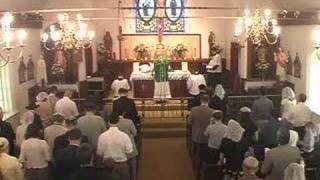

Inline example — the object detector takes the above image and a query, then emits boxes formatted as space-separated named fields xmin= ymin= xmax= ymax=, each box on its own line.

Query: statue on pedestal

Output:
xmin=103 ymin=31 xmax=113 ymax=60
xmin=208 ymin=31 xmax=216 ymax=57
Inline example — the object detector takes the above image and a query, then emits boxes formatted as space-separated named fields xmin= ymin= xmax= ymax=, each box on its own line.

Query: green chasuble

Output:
xmin=154 ymin=59 xmax=169 ymax=82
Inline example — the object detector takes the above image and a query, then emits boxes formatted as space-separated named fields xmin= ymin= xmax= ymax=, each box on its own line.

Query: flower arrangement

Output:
xmin=134 ymin=44 xmax=150 ymax=60
xmin=51 ymin=63 xmax=65 ymax=75
xmin=255 ymin=60 xmax=271 ymax=80
xmin=172 ymin=43 xmax=188 ymax=59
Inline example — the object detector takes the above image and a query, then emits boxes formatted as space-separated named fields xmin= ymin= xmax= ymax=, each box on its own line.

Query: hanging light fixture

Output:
xmin=41 ymin=13 xmax=95 ymax=51
xmin=0 ymin=12 xmax=27 ymax=67
xmin=234 ymin=9 xmax=280 ymax=46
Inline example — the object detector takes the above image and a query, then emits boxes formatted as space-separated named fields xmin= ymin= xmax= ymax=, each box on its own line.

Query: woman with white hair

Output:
xmin=209 ymin=84 xmax=228 ymax=122
xmin=283 ymin=163 xmax=306 ymax=180
xmin=238 ymin=156 xmax=262 ymax=180
xmin=281 ymin=87 xmax=296 ymax=119
xmin=0 ymin=137 xmax=24 ymax=180
xmin=220 ymin=120 xmax=248 ymax=179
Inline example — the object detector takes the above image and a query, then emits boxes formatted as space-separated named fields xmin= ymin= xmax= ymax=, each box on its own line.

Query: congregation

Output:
xmin=0 ymin=86 xmax=140 ymax=180
xmin=187 ymin=84 xmax=319 ymax=180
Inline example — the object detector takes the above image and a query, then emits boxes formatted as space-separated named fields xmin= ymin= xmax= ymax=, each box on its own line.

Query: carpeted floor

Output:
xmin=138 ymin=138 xmax=194 ymax=180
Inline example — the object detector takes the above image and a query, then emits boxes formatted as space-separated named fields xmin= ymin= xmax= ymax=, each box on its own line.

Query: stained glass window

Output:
xmin=136 ymin=0 xmax=186 ymax=33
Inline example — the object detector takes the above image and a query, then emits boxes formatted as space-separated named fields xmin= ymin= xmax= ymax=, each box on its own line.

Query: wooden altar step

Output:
xmin=141 ymin=119 xmax=186 ymax=138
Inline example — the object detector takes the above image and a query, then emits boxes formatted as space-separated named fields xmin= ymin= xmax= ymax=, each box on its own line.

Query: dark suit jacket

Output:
xmin=55 ymin=145 xmax=80 ymax=180
xmin=69 ymin=167 xmax=119 ymax=180
xmin=112 ymin=96 xmax=140 ymax=126
xmin=188 ymin=105 xmax=214 ymax=144
xmin=0 ymin=121 xmax=15 ymax=155
xmin=53 ymin=131 xmax=88 ymax=156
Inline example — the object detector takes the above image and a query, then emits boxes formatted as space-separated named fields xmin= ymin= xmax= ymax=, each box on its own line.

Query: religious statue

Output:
xmin=255 ymin=47 xmax=271 ymax=80
xmin=294 ymin=52 xmax=301 ymax=78
xmin=143 ymin=1 xmax=150 ymax=17
xmin=104 ymin=31 xmax=113 ymax=54
xmin=274 ymin=47 xmax=288 ymax=81
xmin=286 ymin=51 xmax=293 ymax=75
xmin=18 ymin=59 xmax=26 ymax=84
xmin=170 ymin=0 xmax=177 ymax=16
xmin=52 ymin=50 xmax=66 ymax=83
xmin=208 ymin=31 xmax=216 ymax=57
xmin=27 ymin=55 xmax=35 ymax=81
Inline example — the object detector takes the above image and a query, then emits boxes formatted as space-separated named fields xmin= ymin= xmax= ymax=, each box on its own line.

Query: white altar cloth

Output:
xmin=244 ymin=80 xmax=277 ymax=92
xmin=130 ymin=70 xmax=191 ymax=81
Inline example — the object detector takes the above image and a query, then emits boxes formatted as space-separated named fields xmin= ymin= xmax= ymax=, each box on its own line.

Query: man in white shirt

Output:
xmin=207 ymin=48 xmax=223 ymax=87
xmin=111 ymin=75 xmax=130 ymax=97
xmin=204 ymin=110 xmax=227 ymax=163
xmin=288 ymin=93 xmax=312 ymax=139
xmin=55 ymin=90 xmax=79 ymax=120
xmin=97 ymin=115 xmax=133 ymax=180
xmin=187 ymin=72 xmax=207 ymax=96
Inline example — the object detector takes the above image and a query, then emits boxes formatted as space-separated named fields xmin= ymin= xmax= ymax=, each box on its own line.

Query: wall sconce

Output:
xmin=313 ymin=29 xmax=320 ymax=60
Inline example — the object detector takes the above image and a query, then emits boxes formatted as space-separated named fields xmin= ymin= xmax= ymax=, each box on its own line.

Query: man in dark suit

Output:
xmin=53 ymin=118 xmax=88 ymax=156
xmin=188 ymin=95 xmax=214 ymax=145
xmin=261 ymin=128 xmax=301 ymax=180
xmin=69 ymin=143 xmax=119 ymax=180
xmin=55 ymin=128 xmax=82 ymax=180
xmin=112 ymin=88 xmax=140 ymax=127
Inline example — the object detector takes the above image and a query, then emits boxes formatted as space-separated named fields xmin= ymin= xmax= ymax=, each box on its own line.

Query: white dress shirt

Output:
xmin=288 ymin=102 xmax=312 ymax=127
xmin=207 ymin=54 xmax=222 ymax=73
xmin=187 ymin=74 xmax=207 ymax=95
xmin=19 ymin=138 xmax=51 ymax=169
xmin=97 ymin=126 xmax=133 ymax=162
xmin=204 ymin=121 xmax=228 ymax=149
xmin=111 ymin=79 xmax=130 ymax=97
xmin=55 ymin=96 xmax=79 ymax=119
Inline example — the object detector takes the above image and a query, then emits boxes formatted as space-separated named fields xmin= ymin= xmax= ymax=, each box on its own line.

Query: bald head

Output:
xmin=64 ymin=90 xmax=73 ymax=98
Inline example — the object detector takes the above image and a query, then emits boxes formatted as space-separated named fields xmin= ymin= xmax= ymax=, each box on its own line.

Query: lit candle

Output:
xmin=4 ymin=31 xmax=12 ymax=48
xmin=42 ymin=33 xmax=49 ymax=42
xmin=18 ymin=29 xmax=27 ymax=46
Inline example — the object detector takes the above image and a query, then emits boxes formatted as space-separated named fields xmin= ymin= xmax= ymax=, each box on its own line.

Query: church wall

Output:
xmin=278 ymin=25 xmax=316 ymax=95
xmin=279 ymin=25 xmax=320 ymax=121
xmin=6 ymin=29 xmax=41 ymax=126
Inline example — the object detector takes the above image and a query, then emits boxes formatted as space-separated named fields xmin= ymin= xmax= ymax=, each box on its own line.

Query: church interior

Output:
xmin=0 ymin=0 xmax=320 ymax=180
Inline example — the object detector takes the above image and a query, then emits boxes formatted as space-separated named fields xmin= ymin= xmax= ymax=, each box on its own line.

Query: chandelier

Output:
xmin=0 ymin=13 xmax=27 ymax=67
xmin=234 ymin=9 xmax=280 ymax=46
xmin=41 ymin=13 xmax=95 ymax=51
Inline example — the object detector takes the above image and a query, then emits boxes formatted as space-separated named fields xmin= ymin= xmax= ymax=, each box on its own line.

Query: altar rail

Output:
xmin=72 ymin=95 xmax=281 ymax=121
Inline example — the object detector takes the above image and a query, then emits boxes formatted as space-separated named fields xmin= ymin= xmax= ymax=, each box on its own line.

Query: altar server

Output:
xmin=187 ymin=71 xmax=207 ymax=96
xmin=111 ymin=75 xmax=130 ymax=97
xmin=207 ymin=47 xmax=223 ymax=87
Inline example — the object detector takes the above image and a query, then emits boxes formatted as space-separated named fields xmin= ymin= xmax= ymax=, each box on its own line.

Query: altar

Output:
xmin=130 ymin=70 xmax=190 ymax=98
